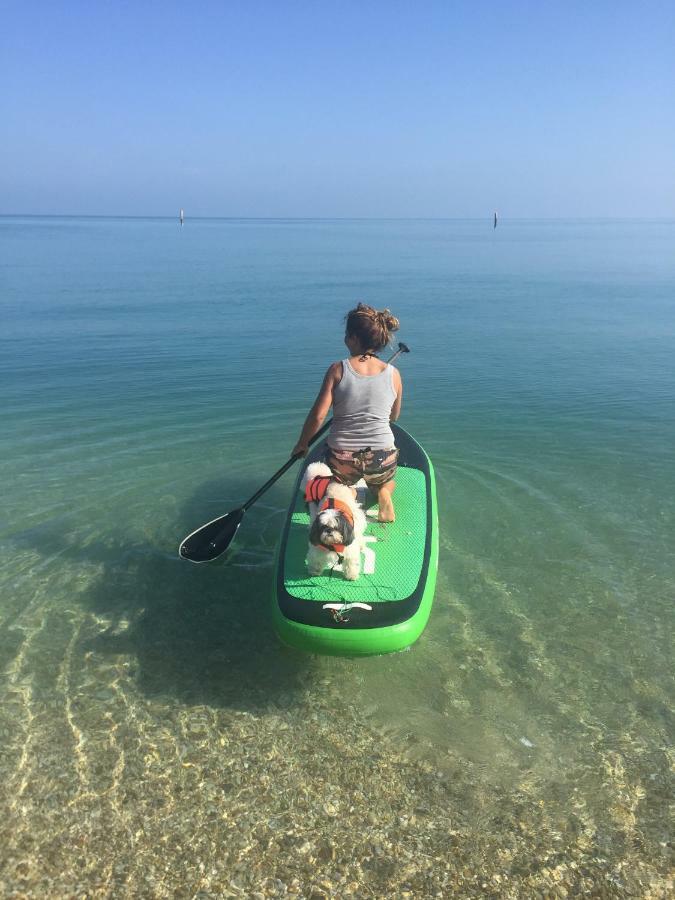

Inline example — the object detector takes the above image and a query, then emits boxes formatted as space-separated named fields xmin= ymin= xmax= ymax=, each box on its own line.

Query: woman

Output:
xmin=292 ymin=303 xmax=403 ymax=522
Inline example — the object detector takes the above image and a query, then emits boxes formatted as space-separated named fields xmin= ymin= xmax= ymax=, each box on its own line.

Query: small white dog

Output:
xmin=302 ymin=462 xmax=366 ymax=580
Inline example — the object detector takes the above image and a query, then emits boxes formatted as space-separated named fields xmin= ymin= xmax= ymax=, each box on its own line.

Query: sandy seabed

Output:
xmin=0 ymin=546 xmax=672 ymax=899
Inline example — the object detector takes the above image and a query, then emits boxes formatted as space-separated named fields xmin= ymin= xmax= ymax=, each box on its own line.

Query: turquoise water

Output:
xmin=1 ymin=216 xmax=673 ymax=895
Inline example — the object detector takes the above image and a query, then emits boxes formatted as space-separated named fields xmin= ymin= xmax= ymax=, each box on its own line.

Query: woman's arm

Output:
xmin=292 ymin=363 xmax=341 ymax=456
xmin=390 ymin=368 xmax=403 ymax=421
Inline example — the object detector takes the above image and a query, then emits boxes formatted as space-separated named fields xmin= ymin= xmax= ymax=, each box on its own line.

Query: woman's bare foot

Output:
xmin=377 ymin=481 xmax=395 ymax=522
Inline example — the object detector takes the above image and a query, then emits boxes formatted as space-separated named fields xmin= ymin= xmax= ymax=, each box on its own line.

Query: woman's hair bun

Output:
xmin=346 ymin=302 xmax=400 ymax=352
xmin=378 ymin=308 xmax=400 ymax=333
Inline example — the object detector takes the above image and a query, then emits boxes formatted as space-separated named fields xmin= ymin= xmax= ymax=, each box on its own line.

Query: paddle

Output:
xmin=178 ymin=341 xmax=410 ymax=563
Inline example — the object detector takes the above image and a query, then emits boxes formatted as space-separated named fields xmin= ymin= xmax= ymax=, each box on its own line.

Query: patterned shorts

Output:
xmin=323 ymin=445 xmax=399 ymax=488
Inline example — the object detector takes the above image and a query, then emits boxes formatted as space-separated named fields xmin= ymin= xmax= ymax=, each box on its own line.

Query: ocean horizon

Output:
xmin=3 ymin=213 xmax=674 ymax=220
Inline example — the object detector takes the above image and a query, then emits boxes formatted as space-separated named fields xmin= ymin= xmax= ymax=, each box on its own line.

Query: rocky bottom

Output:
xmin=1 ymin=635 xmax=672 ymax=899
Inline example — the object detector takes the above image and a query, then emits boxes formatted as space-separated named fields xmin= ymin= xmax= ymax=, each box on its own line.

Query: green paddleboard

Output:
xmin=273 ymin=424 xmax=438 ymax=656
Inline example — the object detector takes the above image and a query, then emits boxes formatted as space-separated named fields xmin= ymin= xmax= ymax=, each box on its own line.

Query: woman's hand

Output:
xmin=292 ymin=442 xmax=309 ymax=458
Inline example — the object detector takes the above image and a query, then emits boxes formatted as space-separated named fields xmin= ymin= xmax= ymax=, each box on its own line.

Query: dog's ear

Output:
xmin=309 ymin=516 xmax=324 ymax=547
xmin=339 ymin=513 xmax=355 ymax=546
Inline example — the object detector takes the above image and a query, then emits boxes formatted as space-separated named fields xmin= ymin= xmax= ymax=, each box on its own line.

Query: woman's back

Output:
xmin=328 ymin=357 xmax=397 ymax=450
xmin=345 ymin=354 xmax=388 ymax=377
xmin=292 ymin=302 xmax=403 ymax=521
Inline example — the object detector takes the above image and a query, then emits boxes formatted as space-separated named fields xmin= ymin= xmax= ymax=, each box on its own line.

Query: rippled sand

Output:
xmin=1 ymin=524 xmax=672 ymax=899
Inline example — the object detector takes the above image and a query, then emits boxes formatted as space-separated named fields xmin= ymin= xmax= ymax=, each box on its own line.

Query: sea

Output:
xmin=1 ymin=216 xmax=673 ymax=897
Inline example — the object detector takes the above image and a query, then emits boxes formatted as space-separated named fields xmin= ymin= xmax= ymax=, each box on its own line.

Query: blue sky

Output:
xmin=2 ymin=1 xmax=674 ymax=217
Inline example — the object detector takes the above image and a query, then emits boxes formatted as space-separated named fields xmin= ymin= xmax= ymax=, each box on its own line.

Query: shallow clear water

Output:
xmin=1 ymin=216 xmax=673 ymax=895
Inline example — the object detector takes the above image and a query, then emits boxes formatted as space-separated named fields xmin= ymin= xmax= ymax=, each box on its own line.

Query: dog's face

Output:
xmin=309 ymin=507 xmax=355 ymax=550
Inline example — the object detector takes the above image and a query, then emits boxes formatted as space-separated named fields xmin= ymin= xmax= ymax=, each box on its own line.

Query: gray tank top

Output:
xmin=328 ymin=359 xmax=397 ymax=450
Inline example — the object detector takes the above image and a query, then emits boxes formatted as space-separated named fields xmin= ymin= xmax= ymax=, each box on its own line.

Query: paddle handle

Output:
xmin=241 ymin=342 xmax=409 ymax=512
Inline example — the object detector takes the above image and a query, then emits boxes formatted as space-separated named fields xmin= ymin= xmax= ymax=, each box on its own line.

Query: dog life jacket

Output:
xmin=304 ymin=476 xmax=332 ymax=504
xmin=314 ymin=497 xmax=355 ymax=555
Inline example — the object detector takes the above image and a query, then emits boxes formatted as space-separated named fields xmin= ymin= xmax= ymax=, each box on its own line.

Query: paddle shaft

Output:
xmin=241 ymin=342 xmax=409 ymax=512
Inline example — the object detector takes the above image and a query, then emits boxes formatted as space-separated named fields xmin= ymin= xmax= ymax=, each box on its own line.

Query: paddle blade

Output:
xmin=178 ymin=507 xmax=245 ymax=563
